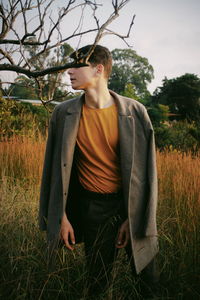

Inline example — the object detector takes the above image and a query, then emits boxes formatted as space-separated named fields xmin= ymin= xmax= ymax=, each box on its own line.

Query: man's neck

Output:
xmin=84 ymin=84 xmax=114 ymax=109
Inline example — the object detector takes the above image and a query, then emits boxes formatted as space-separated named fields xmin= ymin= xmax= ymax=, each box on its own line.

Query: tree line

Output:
xmin=1 ymin=42 xmax=200 ymax=152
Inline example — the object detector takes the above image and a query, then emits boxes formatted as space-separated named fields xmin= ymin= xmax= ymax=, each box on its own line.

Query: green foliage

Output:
xmin=150 ymin=73 xmax=200 ymax=152
xmin=154 ymin=121 xmax=200 ymax=152
xmin=0 ymin=97 xmax=49 ymax=138
xmin=9 ymin=76 xmax=38 ymax=99
xmin=148 ymin=104 xmax=170 ymax=126
xmin=122 ymin=83 xmax=138 ymax=99
xmin=152 ymin=73 xmax=200 ymax=121
xmin=109 ymin=48 xmax=154 ymax=98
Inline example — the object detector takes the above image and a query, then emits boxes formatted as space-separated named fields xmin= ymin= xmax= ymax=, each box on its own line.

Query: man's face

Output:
xmin=67 ymin=64 xmax=98 ymax=90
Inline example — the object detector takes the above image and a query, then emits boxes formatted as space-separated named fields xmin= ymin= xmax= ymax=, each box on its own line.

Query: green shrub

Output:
xmin=154 ymin=121 xmax=200 ymax=152
xmin=0 ymin=97 xmax=49 ymax=138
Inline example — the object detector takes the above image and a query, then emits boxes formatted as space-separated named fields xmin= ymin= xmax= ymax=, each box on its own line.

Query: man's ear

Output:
xmin=96 ymin=64 xmax=104 ymax=75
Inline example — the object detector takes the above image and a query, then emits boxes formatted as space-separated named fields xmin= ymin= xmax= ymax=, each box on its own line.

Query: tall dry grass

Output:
xmin=0 ymin=135 xmax=45 ymax=183
xmin=156 ymin=150 xmax=200 ymax=298
xmin=0 ymin=136 xmax=200 ymax=299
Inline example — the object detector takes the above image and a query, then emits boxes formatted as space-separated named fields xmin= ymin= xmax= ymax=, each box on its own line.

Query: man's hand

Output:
xmin=60 ymin=213 xmax=75 ymax=250
xmin=116 ymin=219 xmax=130 ymax=248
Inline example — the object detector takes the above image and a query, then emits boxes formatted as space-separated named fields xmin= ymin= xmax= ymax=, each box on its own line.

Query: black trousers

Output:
xmin=79 ymin=186 xmax=133 ymax=294
xmin=78 ymin=186 xmax=159 ymax=297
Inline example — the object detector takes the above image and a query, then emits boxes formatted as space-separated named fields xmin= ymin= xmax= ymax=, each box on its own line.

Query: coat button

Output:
xmin=64 ymin=163 xmax=66 ymax=167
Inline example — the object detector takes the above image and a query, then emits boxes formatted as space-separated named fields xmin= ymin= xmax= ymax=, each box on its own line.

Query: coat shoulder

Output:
xmin=114 ymin=92 xmax=153 ymax=133
xmin=110 ymin=90 xmax=147 ymax=117
xmin=121 ymin=95 xmax=147 ymax=115
xmin=50 ymin=96 xmax=81 ymax=121
xmin=53 ymin=96 xmax=80 ymax=112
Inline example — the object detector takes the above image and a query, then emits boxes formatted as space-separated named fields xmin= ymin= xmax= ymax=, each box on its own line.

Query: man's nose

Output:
xmin=67 ymin=69 xmax=71 ymax=74
xmin=67 ymin=68 xmax=74 ymax=75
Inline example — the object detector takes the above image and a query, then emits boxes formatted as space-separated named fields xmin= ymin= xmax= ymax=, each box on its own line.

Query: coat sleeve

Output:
xmin=142 ymin=107 xmax=158 ymax=237
xmin=38 ymin=111 xmax=56 ymax=231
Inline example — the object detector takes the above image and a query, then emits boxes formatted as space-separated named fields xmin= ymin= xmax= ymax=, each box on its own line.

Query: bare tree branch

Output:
xmin=0 ymin=0 xmax=135 ymax=105
xmin=101 ymin=13 xmax=135 ymax=47
xmin=71 ymin=0 xmax=133 ymax=65
xmin=21 ymin=27 xmax=99 ymax=69
xmin=0 ymin=62 xmax=89 ymax=77
xmin=0 ymin=48 xmax=15 ymax=64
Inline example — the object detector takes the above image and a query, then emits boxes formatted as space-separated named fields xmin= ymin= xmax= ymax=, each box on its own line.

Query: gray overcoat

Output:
xmin=39 ymin=90 xmax=159 ymax=274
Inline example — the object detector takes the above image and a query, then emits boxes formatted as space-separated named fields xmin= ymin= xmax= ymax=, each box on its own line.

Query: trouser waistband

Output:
xmin=80 ymin=187 xmax=123 ymax=201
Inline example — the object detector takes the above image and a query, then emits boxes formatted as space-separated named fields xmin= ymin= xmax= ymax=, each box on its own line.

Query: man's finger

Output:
xmin=65 ymin=241 xmax=74 ymax=251
xmin=122 ymin=230 xmax=130 ymax=248
xmin=63 ymin=232 xmax=74 ymax=251
xmin=116 ymin=229 xmax=130 ymax=248
xmin=64 ymin=238 xmax=74 ymax=250
xmin=69 ymin=230 xmax=75 ymax=245
xmin=116 ymin=230 xmax=124 ymax=247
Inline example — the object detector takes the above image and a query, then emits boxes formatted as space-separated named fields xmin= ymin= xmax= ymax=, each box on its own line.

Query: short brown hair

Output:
xmin=70 ymin=44 xmax=112 ymax=79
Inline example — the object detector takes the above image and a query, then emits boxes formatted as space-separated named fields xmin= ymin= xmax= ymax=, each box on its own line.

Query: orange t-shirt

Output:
xmin=76 ymin=103 xmax=121 ymax=193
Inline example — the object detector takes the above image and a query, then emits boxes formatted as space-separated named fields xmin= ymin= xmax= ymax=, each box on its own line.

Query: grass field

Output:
xmin=0 ymin=136 xmax=199 ymax=299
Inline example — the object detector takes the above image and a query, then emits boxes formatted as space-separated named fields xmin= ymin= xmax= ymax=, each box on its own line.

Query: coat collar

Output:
xmin=110 ymin=90 xmax=133 ymax=116
xmin=65 ymin=90 xmax=134 ymax=116
xmin=65 ymin=94 xmax=83 ymax=114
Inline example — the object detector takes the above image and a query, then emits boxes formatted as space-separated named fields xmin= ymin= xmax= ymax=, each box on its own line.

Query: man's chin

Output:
xmin=72 ymin=85 xmax=84 ymax=91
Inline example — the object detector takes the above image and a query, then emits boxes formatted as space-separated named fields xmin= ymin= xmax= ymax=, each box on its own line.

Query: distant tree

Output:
xmin=152 ymin=74 xmax=200 ymax=121
xmin=9 ymin=76 xmax=38 ymax=100
xmin=109 ymin=48 xmax=154 ymax=99
xmin=7 ymin=43 xmax=75 ymax=103
xmin=148 ymin=103 xmax=169 ymax=126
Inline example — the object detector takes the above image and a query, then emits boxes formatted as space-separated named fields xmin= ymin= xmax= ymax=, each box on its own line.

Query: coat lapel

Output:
xmin=61 ymin=96 xmax=83 ymax=209
xmin=110 ymin=91 xmax=135 ymax=211
xmin=118 ymin=114 xmax=135 ymax=209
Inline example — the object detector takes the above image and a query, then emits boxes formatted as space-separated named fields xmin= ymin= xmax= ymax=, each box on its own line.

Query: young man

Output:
xmin=39 ymin=45 xmax=159 ymax=296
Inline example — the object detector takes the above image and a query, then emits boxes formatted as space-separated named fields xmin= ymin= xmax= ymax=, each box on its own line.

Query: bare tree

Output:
xmin=0 ymin=0 xmax=135 ymax=102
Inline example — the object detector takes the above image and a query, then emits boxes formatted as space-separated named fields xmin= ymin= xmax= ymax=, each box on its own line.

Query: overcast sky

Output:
xmin=1 ymin=0 xmax=200 ymax=94
xmin=126 ymin=0 xmax=200 ymax=93
xmin=66 ymin=0 xmax=200 ymax=93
